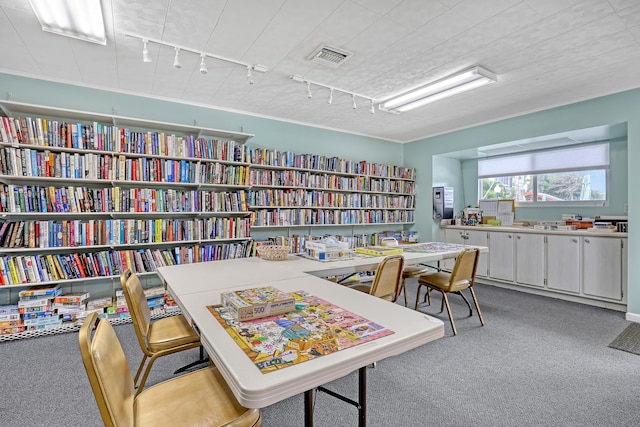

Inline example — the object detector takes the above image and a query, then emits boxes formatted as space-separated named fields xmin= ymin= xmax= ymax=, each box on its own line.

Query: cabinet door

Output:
xmin=442 ymin=228 xmax=466 ymax=245
xmin=466 ymin=230 xmax=488 ymax=278
xmin=488 ymin=232 xmax=514 ymax=282
xmin=546 ymin=235 xmax=580 ymax=293
xmin=442 ymin=229 xmax=466 ymax=270
xmin=622 ymin=238 xmax=628 ymax=303
xmin=515 ymin=233 xmax=545 ymax=287
xmin=582 ymin=237 xmax=623 ymax=301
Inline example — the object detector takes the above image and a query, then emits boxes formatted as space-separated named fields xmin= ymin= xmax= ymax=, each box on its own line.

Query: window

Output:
xmin=478 ymin=143 xmax=609 ymax=205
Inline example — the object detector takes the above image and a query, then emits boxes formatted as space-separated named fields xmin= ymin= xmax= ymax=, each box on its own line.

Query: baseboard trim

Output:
xmin=625 ymin=312 xmax=640 ymax=323
xmin=476 ymin=278 xmax=627 ymax=312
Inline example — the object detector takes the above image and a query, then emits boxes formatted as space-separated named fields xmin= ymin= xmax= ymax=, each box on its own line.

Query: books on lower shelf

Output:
xmin=0 ymin=241 xmax=255 ymax=285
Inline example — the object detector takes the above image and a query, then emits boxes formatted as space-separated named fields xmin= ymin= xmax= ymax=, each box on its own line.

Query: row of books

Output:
xmin=0 ymin=116 xmax=414 ymax=181
xmin=249 ymin=148 xmax=416 ymax=180
xmin=0 ymin=217 xmax=251 ymax=249
xmin=0 ymin=241 xmax=256 ymax=286
xmin=0 ymin=184 xmax=249 ymax=214
xmin=249 ymin=209 xmax=415 ymax=227
xmin=247 ymin=188 xmax=415 ymax=209
xmin=0 ymin=115 xmax=250 ymax=162
xmin=1 ymin=147 xmax=251 ymax=185
xmin=248 ymin=169 xmax=415 ymax=194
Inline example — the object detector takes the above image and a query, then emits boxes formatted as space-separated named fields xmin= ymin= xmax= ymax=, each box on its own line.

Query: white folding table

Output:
xmin=157 ymin=244 xmax=485 ymax=426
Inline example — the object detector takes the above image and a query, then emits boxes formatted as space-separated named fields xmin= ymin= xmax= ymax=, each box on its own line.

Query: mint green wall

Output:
xmin=431 ymin=156 xmax=463 ymax=241
xmin=0 ymin=73 xmax=399 ymax=165
xmin=404 ymin=89 xmax=638 ymax=318
xmin=2 ymin=73 xmax=638 ymax=318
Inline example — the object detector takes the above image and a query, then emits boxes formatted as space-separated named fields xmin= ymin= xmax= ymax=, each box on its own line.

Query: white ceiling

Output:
xmin=1 ymin=0 xmax=640 ymax=143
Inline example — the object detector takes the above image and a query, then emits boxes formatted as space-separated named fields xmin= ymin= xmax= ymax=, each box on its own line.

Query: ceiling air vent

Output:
xmin=307 ymin=44 xmax=352 ymax=68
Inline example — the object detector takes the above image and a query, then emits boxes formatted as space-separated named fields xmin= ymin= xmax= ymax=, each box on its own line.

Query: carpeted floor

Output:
xmin=1 ymin=281 xmax=639 ymax=426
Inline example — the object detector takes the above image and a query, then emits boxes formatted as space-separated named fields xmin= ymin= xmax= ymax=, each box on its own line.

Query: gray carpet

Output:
xmin=1 ymin=281 xmax=640 ymax=427
xmin=608 ymin=322 xmax=640 ymax=355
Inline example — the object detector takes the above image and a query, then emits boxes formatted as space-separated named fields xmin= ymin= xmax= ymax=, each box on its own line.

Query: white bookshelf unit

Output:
xmin=0 ymin=101 xmax=254 ymax=340
xmin=0 ymin=101 xmax=417 ymax=340
xmin=247 ymin=147 xmax=416 ymax=251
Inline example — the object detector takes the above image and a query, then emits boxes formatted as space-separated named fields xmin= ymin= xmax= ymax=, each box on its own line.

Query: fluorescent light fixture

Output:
xmin=29 ymin=0 xmax=106 ymax=45
xmin=381 ymin=66 xmax=497 ymax=113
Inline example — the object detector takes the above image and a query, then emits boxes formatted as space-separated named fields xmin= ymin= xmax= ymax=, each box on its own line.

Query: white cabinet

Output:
xmin=441 ymin=228 xmax=487 ymax=276
xmin=441 ymin=226 xmax=628 ymax=309
xmin=488 ymin=232 xmax=514 ymax=282
xmin=622 ymin=239 xmax=628 ymax=302
xmin=546 ymin=235 xmax=580 ymax=293
xmin=441 ymin=228 xmax=466 ymax=270
xmin=466 ymin=230 xmax=488 ymax=278
xmin=515 ymin=233 xmax=545 ymax=287
xmin=582 ymin=237 xmax=624 ymax=301
xmin=442 ymin=228 xmax=467 ymax=245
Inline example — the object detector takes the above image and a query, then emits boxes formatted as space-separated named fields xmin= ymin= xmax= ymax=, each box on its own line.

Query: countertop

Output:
xmin=441 ymin=224 xmax=628 ymax=238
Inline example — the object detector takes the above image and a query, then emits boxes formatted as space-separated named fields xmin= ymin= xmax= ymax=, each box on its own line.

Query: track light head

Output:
xmin=246 ymin=66 xmax=254 ymax=85
xmin=370 ymin=99 xmax=375 ymax=114
xmin=142 ymin=39 xmax=151 ymax=63
xmin=352 ymin=94 xmax=357 ymax=109
xmin=252 ymin=64 xmax=269 ymax=73
xmin=199 ymin=54 xmax=208 ymax=74
xmin=328 ymin=88 xmax=333 ymax=104
xmin=173 ymin=47 xmax=182 ymax=69
xmin=306 ymin=82 xmax=313 ymax=99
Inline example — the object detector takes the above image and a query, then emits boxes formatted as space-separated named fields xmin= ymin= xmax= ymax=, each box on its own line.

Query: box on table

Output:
xmin=355 ymin=246 xmax=404 ymax=257
xmin=305 ymin=248 xmax=353 ymax=261
xmin=221 ymin=286 xmax=295 ymax=321
xmin=305 ymin=240 xmax=350 ymax=252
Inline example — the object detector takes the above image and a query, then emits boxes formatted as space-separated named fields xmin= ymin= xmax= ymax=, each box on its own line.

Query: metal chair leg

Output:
xmin=455 ymin=291 xmax=473 ymax=316
xmin=136 ymin=354 xmax=160 ymax=395
xmin=133 ymin=354 xmax=148 ymax=385
xmin=173 ymin=346 xmax=209 ymax=374
xmin=402 ymin=280 xmax=408 ymax=307
xmin=441 ymin=292 xmax=457 ymax=335
xmin=469 ymin=287 xmax=485 ymax=326
xmin=396 ymin=279 xmax=408 ymax=307
xmin=414 ymin=285 xmax=422 ymax=311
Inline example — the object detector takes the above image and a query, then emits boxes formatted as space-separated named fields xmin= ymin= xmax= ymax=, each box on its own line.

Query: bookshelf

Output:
xmin=0 ymin=101 xmax=254 ymax=340
xmin=0 ymin=101 xmax=418 ymax=340
xmin=248 ymin=148 xmax=416 ymax=232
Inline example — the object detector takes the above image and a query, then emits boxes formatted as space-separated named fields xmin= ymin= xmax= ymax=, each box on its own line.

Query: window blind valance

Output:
xmin=477 ymin=142 xmax=609 ymax=178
